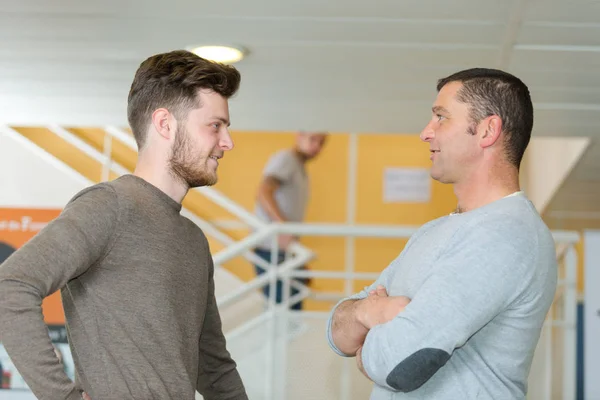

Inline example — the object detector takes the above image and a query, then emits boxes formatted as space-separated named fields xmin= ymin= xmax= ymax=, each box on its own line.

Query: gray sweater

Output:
xmin=327 ymin=192 xmax=558 ymax=399
xmin=0 ymin=175 xmax=247 ymax=400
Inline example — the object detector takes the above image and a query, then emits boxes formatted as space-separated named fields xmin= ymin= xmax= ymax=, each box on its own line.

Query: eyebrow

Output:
xmin=215 ymin=117 xmax=231 ymax=127
xmin=432 ymin=105 xmax=450 ymax=115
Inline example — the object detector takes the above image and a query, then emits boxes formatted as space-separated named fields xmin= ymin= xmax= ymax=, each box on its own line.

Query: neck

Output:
xmin=293 ymin=148 xmax=309 ymax=163
xmin=453 ymin=164 xmax=521 ymax=213
xmin=133 ymin=153 xmax=189 ymax=203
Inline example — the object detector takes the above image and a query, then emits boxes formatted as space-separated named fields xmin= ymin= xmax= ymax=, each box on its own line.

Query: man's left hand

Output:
xmin=356 ymin=345 xmax=371 ymax=381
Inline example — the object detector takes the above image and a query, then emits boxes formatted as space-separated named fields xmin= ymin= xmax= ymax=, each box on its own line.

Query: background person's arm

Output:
xmin=256 ymin=151 xmax=297 ymax=249
xmin=257 ymin=176 xmax=286 ymax=223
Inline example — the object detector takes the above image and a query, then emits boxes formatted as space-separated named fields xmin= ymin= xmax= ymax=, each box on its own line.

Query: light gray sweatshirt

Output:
xmin=327 ymin=192 xmax=557 ymax=399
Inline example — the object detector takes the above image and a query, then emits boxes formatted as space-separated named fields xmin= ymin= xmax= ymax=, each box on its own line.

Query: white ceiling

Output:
xmin=1 ymin=0 xmax=599 ymax=228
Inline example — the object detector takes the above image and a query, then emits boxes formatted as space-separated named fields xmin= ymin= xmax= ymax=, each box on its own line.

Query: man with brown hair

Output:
xmin=0 ymin=50 xmax=248 ymax=400
xmin=253 ymin=131 xmax=328 ymax=310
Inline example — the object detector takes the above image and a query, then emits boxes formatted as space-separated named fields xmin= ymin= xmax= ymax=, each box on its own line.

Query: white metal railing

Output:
xmin=215 ymin=223 xmax=580 ymax=400
xmin=3 ymin=125 xmax=581 ymax=400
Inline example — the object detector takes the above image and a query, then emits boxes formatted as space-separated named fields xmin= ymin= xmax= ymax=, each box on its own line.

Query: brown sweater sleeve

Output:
xmin=0 ymin=185 xmax=118 ymax=400
xmin=196 ymin=258 xmax=248 ymax=400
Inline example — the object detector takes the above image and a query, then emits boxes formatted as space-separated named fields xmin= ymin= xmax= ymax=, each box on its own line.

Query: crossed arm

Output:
xmin=330 ymin=285 xmax=411 ymax=378
xmin=327 ymin=221 xmax=534 ymax=392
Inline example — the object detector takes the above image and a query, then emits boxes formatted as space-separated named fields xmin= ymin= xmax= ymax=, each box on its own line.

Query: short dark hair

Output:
xmin=127 ymin=49 xmax=241 ymax=149
xmin=437 ymin=68 xmax=533 ymax=168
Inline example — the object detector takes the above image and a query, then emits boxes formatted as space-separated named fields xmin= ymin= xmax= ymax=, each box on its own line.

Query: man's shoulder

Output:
xmin=453 ymin=198 xmax=556 ymax=264
xmin=402 ymin=215 xmax=453 ymax=251
xmin=67 ymin=181 xmax=118 ymax=206
xmin=468 ymin=197 xmax=550 ymax=240
xmin=180 ymin=215 xmax=209 ymax=240
xmin=263 ymin=149 xmax=301 ymax=179
xmin=267 ymin=148 xmax=296 ymax=163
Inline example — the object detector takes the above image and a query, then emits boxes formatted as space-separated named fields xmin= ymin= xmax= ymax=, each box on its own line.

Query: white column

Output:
xmin=584 ymin=230 xmax=600 ymax=399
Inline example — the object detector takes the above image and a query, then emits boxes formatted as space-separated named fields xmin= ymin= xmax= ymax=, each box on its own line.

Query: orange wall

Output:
xmin=0 ymin=208 xmax=65 ymax=324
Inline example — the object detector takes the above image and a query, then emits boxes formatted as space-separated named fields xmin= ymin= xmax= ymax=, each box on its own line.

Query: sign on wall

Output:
xmin=383 ymin=167 xmax=431 ymax=203
xmin=0 ymin=207 xmax=66 ymax=337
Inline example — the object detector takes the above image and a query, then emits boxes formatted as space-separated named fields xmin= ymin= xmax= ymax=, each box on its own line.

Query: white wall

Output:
xmin=0 ymin=128 xmax=89 ymax=208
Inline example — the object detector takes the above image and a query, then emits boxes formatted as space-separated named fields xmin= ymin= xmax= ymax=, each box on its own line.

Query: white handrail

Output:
xmin=179 ymin=209 xmax=276 ymax=272
xmin=46 ymin=125 xmax=131 ymax=177
xmin=212 ymin=226 xmax=277 ymax=265
xmin=219 ymin=226 xmax=579 ymax=400
xmin=104 ymin=125 xmax=138 ymax=149
xmin=277 ymin=222 xmax=419 ymax=238
xmin=196 ymin=186 xmax=266 ymax=230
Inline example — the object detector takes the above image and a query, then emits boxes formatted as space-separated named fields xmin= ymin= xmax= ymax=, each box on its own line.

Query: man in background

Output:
xmin=254 ymin=131 xmax=328 ymax=310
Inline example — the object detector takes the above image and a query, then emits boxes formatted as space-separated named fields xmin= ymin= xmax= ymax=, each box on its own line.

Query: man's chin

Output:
xmin=188 ymin=174 xmax=217 ymax=188
xmin=430 ymin=170 xmax=443 ymax=183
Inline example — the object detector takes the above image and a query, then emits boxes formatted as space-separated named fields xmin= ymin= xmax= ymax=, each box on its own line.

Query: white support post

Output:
xmin=102 ymin=132 xmax=113 ymax=182
xmin=563 ymin=245 xmax=577 ymax=400
xmin=264 ymin=236 xmax=280 ymax=400
xmin=345 ymin=132 xmax=358 ymax=297
xmin=341 ymin=132 xmax=358 ymax=400
xmin=544 ymin=320 xmax=553 ymax=400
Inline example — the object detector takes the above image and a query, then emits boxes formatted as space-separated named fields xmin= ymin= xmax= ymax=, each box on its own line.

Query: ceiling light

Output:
xmin=189 ymin=45 xmax=247 ymax=64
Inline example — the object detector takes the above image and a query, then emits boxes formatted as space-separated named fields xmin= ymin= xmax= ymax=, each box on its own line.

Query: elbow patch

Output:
xmin=385 ymin=348 xmax=450 ymax=392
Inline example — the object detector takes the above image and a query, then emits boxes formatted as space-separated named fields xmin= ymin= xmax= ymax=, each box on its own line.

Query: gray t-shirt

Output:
xmin=327 ymin=192 xmax=558 ymax=399
xmin=0 ymin=175 xmax=247 ymax=400
xmin=255 ymin=149 xmax=309 ymax=249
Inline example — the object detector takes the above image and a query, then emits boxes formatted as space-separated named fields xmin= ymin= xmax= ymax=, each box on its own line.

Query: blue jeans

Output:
xmin=253 ymin=248 xmax=307 ymax=310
